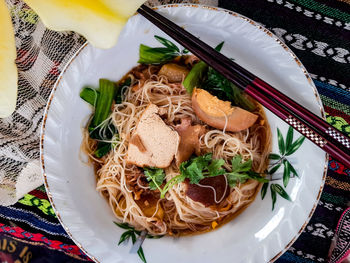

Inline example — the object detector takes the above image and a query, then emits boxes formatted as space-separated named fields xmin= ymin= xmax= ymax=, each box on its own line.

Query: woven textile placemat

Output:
xmin=0 ymin=0 xmax=349 ymax=262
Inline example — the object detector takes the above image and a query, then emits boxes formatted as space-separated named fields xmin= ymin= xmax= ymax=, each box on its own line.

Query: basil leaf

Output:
xmin=282 ymin=159 xmax=290 ymax=187
xmin=286 ymin=136 xmax=305 ymax=156
xmin=154 ymin=35 xmax=179 ymax=52
xmin=285 ymin=126 xmax=294 ymax=153
xmin=261 ymin=182 xmax=269 ymax=200
xmin=277 ymin=128 xmax=285 ymax=155
xmin=273 ymin=184 xmax=292 ymax=201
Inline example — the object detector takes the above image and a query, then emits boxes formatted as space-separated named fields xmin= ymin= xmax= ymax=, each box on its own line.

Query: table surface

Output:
xmin=0 ymin=0 xmax=349 ymax=262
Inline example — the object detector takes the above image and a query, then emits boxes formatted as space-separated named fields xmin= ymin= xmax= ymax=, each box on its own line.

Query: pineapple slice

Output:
xmin=0 ymin=0 xmax=17 ymax=118
xmin=24 ymin=0 xmax=146 ymax=49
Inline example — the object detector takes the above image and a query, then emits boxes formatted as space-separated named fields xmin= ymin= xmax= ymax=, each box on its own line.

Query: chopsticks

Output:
xmin=137 ymin=4 xmax=350 ymax=168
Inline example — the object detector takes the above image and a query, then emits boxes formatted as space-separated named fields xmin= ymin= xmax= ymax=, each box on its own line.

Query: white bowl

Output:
xmin=40 ymin=4 xmax=327 ymax=263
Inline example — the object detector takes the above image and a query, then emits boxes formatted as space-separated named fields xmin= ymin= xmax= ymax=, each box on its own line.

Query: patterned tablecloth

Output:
xmin=0 ymin=0 xmax=349 ymax=262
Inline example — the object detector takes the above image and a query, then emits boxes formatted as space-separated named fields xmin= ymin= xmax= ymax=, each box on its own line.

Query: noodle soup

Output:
xmin=81 ymin=37 xmax=271 ymax=237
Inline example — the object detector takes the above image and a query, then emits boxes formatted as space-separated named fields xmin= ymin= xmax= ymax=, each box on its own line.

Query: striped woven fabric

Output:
xmin=0 ymin=0 xmax=349 ymax=262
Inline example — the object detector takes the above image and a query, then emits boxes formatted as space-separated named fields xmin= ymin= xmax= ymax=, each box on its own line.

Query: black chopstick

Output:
xmin=137 ymin=4 xmax=350 ymax=167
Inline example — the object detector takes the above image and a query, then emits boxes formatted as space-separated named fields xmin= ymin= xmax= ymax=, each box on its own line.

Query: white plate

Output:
xmin=40 ymin=4 xmax=327 ymax=263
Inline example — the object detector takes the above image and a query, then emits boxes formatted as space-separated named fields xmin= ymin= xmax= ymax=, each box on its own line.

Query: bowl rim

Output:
xmin=40 ymin=4 xmax=328 ymax=263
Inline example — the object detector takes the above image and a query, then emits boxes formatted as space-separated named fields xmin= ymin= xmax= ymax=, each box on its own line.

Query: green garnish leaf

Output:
xmin=226 ymin=155 xmax=267 ymax=187
xmin=208 ymin=159 xmax=226 ymax=177
xmin=286 ymin=136 xmax=306 ymax=156
xmin=261 ymin=182 xmax=269 ymax=200
xmin=282 ymin=159 xmax=290 ymax=187
xmin=277 ymin=128 xmax=285 ymax=155
xmin=273 ymin=184 xmax=292 ymax=201
xmin=202 ymin=67 xmax=256 ymax=112
xmin=179 ymin=153 xmax=226 ymax=184
xmin=144 ymin=167 xmax=166 ymax=191
xmin=80 ymin=86 xmax=99 ymax=106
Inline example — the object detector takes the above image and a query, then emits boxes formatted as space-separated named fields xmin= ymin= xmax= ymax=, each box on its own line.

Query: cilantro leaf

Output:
xmin=179 ymin=153 xmax=225 ymax=184
xmin=144 ymin=167 xmax=166 ymax=191
xmin=226 ymin=155 xmax=267 ymax=187
xmin=208 ymin=159 xmax=226 ymax=177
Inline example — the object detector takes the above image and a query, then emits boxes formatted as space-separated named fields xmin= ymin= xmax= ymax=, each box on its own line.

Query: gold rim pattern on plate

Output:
xmin=40 ymin=4 xmax=328 ymax=263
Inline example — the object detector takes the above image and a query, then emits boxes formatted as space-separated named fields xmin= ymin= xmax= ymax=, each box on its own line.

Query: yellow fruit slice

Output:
xmin=24 ymin=0 xmax=146 ymax=49
xmin=0 ymin=0 xmax=18 ymax=118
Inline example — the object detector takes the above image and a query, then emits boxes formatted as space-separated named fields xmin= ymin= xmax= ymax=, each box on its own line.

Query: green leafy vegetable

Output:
xmin=91 ymin=79 xmax=115 ymax=128
xmin=182 ymin=61 xmax=208 ymax=94
xmin=94 ymin=142 xmax=112 ymax=158
xmin=80 ymin=78 xmax=119 ymax=158
xmin=226 ymin=155 xmax=268 ymax=187
xmin=80 ymin=86 xmax=99 ymax=106
xmin=115 ymin=77 xmax=131 ymax=104
xmin=138 ymin=35 xmax=187 ymax=65
xmin=144 ymin=167 xmax=166 ymax=191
